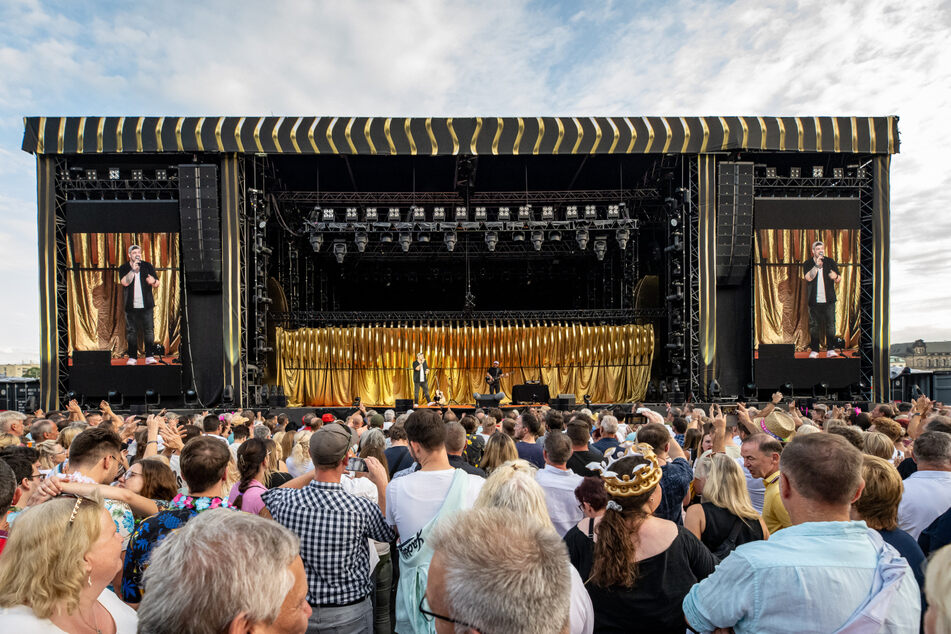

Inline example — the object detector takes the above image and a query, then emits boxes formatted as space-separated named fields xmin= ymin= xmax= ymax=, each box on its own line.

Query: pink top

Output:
xmin=227 ymin=479 xmax=268 ymax=515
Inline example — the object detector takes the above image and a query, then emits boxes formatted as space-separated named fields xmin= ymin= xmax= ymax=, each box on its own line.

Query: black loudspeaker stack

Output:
xmin=716 ymin=162 xmax=754 ymax=286
xmin=178 ymin=165 xmax=222 ymax=292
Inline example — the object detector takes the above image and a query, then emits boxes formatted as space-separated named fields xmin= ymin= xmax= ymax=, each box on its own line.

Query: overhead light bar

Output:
xmin=345 ymin=207 xmax=358 ymax=222
xmin=412 ymin=206 xmax=425 ymax=221
xmin=518 ymin=205 xmax=531 ymax=221
xmin=607 ymin=204 xmax=620 ymax=219
xmin=812 ymin=166 xmax=824 ymax=178
xmin=497 ymin=207 xmax=511 ymax=222
xmin=433 ymin=207 xmax=446 ymax=222
xmin=455 ymin=206 xmax=468 ymax=221
xmin=474 ymin=206 xmax=487 ymax=221
xmin=541 ymin=206 xmax=554 ymax=221
xmin=388 ymin=207 xmax=401 ymax=222
xmin=365 ymin=207 xmax=378 ymax=222
xmin=321 ymin=208 xmax=335 ymax=222
xmin=584 ymin=205 xmax=597 ymax=219
xmin=565 ymin=205 xmax=578 ymax=220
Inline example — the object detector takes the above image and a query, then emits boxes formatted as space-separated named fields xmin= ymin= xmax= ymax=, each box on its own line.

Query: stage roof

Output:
xmin=22 ymin=115 xmax=898 ymax=156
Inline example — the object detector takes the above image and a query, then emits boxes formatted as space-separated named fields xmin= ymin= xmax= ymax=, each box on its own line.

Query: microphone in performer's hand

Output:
xmin=815 ymin=255 xmax=824 ymax=268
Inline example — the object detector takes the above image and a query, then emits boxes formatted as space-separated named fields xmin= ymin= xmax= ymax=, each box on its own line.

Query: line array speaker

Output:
xmin=716 ymin=162 xmax=754 ymax=286
xmin=178 ymin=164 xmax=222 ymax=291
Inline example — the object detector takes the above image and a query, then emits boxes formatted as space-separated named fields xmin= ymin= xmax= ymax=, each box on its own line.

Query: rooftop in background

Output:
xmin=891 ymin=340 xmax=951 ymax=356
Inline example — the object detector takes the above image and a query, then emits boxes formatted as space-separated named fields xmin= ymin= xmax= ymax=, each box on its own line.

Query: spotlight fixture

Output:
xmin=606 ymin=204 xmax=620 ymax=219
xmin=399 ymin=232 xmax=412 ymax=252
xmin=549 ymin=230 xmax=562 ymax=242
xmin=107 ymin=389 xmax=124 ymax=407
xmin=417 ymin=233 xmax=431 ymax=243
xmin=433 ymin=207 xmax=446 ymax=222
xmin=743 ymin=383 xmax=758 ymax=401
xmin=576 ymin=228 xmax=589 ymax=250
xmin=444 ymin=232 xmax=457 ymax=252
xmin=412 ymin=206 xmax=425 ymax=221
xmin=530 ymin=230 xmax=544 ymax=251
xmin=145 ymin=389 xmax=161 ymax=407
xmin=565 ymin=205 xmax=579 ymax=220
xmin=497 ymin=207 xmax=511 ymax=222
xmin=346 ymin=207 xmax=359 ymax=222
xmin=131 ymin=169 xmax=144 ymax=181
xmin=709 ymin=379 xmax=721 ymax=399
xmin=833 ymin=167 xmax=844 ymax=179
xmin=184 ymin=388 xmax=199 ymax=406
xmin=518 ymin=205 xmax=531 ymax=221
xmin=812 ymin=165 xmax=824 ymax=178
xmin=85 ymin=168 xmax=97 ymax=180
xmin=616 ymin=228 xmax=630 ymax=250
xmin=309 ymin=233 xmax=323 ymax=252
xmin=380 ymin=233 xmax=393 ymax=243
xmin=354 ymin=232 xmax=368 ymax=252
xmin=671 ymin=378 xmax=682 ymax=394
xmin=765 ymin=166 xmax=777 ymax=178
xmin=455 ymin=206 xmax=468 ymax=221
xmin=108 ymin=167 xmax=121 ymax=180
xmin=541 ymin=206 xmax=554 ymax=221
xmin=584 ymin=205 xmax=597 ymax=219
xmin=388 ymin=207 xmax=401 ymax=221
xmin=593 ymin=236 xmax=607 ymax=261
xmin=669 ymin=215 xmax=679 ymax=228
xmin=365 ymin=207 xmax=378 ymax=222
xmin=781 ymin=382 xmax=794 ymax=395
xmin=789 ymin=167 xmax=801 ymax=178
xmin=474 ymin=206 xmax=487 ymax=221
xmin=485 ymin=231 xmax=498 ymax=251
xmin=321 ymin=208 xmax=335 ymax=222
xmin=512 ymin=231 xmax=525 ymax=242
xmin=332 ymin=241 xmax=347 ymax=263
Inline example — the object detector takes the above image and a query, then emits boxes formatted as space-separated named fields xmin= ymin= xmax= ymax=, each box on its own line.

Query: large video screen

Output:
xmin=66 ymin=233 xmax=180 ymax=366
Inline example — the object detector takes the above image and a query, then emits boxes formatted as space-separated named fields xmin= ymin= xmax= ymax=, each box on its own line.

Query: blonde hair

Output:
xmin=925 ymin=545 xmax=951 ymax=634
xmin=0 ymin=493 xmax=106 ymax=618
xmin=479 ymin=433 xmax=518 ymax=475
xmin=0 ymin=433 xmax=18 ymax=449
xmin=59 ymin=424 xmax=86 ymax=450
xmin=272 ymin=432 xmax=286 ymax=460
xmin=473 ymin=460 xmax=553 ymax=530
xmin=36 ymin=440 xmax=66 ymax=470
xmin=863 ymin=432 xmax=894 ymax=460
xmin=290 ymin=430 xmax=313 ymax=466
xmin=702 ymin=453 xmax=760 ymax=521
xmin=853 ymin=455 xmax=902 ymax=531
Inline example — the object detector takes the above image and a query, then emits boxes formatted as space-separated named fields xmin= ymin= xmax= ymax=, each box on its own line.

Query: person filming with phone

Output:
xmin=118 ymin=244 xmax=160 ymax=365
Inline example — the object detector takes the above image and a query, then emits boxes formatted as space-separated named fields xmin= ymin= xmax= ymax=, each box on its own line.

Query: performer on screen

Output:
xmin=802 ymin=240 xmax=841 ymax=359
xmin=119 ymin=244 xmax=160 ymax=365
xmin=412 ymin=352 xmax=431 ymax=404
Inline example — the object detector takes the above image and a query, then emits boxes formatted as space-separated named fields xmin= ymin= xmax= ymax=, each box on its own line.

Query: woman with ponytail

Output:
xmin=227 ymin=438 xmax=269 ymax=514
xmin=586 ymin=445 xmax=717 ymax=633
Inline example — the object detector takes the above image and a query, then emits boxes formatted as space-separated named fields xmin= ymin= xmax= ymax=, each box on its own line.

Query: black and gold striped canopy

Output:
xmin=22 ymin=115 xmax=898 ymax=156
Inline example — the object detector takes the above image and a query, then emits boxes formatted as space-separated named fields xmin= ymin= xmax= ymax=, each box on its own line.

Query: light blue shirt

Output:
xmin=534 ymin=464 xmax=584 ymax=537
xmin=682 ymin=521 xmax=920 ymax=634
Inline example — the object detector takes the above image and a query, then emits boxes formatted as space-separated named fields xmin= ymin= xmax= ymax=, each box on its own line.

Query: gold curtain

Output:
xmin=276 ymin=322 xmax=654 ymax=407
xmin=66 ymin=233 xmax=180 ymax=357
xmin=754 ymin=229 xmax=860 ymax=351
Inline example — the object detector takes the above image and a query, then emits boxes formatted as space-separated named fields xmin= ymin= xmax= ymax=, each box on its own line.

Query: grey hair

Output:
xmin=812 ymin=240 xmax=824 ymax=249
xmin=252 ymin=425 xmax=271 ymax=440
xmin=384 ymin=409 xmax=396 ymax=422
xmin=359 ymin=428 xmax=386 ymax=453
xmin=600 ymin=415 xmax=618 ymax=435
xmin=430 ymin=507 xmax=570 ymax=634
xmin=796 ymin=424 xmax=821 ymax=435
xmin=138 ymin=509 xmax=300 ymax=634
xmin=395 ymin=413 xmax=410 ymax=426
xmin=914 ymin=431 xmax=951 ymax=465
xmin=128 ymin=244 xmax=141 ymax=254
xmin=0 ymin=411 xmax=26 ymax=433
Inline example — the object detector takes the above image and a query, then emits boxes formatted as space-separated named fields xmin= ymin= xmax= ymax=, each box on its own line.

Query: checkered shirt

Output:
xmin=262 ymin=481 xmax=395 ymax=605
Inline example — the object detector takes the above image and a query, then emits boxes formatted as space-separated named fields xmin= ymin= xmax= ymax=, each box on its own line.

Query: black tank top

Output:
xmin=699 ymin=501 xmax=765 ymax=554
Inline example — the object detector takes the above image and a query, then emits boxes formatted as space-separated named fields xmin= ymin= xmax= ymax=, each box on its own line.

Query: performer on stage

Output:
xmin=412 ymin=352 xmax=431 ymax=404
xmin=485 ymin=360 xmax=504 ymax=394
xmin=802 ymin=240 xmax=841 ymax=358
xmin=119 ymin=244 xmax=160 ymax=365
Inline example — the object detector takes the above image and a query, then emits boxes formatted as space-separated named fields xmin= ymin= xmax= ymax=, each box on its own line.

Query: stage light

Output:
xmin=512 ymin=231 xmax=525 ymax=242
xmin=85 ymin=169 xmax=97 ymax=180
xmin=813 ymin=381 xmax=830 ymax=398
xmin=474 ymin=206 xmax=487 ymax=221
xmin=444 ymin=232 xmax=457 ymax=251
xmin=412 ymin=206 xmax=425 ymax=221
xmin=354 ymin=232 xmax=368 ymax=252
xmin=616 ymin=228 xmax=630 ymax=250
xmin=812 ymin=166 xmax=824 ymax=178
xmin=399 ymin=233 xmax=412 ymax=252
xmin=743 ymin=383 xmax=757 ymax=401
xmin=670 ymin=310 xmax=683 ymax=328
xmin=781 ymin=382 xmax=794 ymax=395
xmin=607 ymin=204 xmax=620 ymax=219
xmin=388 ymin=207 xmax=401 ymax=221
xmin=671 ymin=379 xmax=682 ymax=394
xmin=332 ymin=241 xmax=347 ymax=263
xmin=455 ymin=206 xmax=468 ymax=221
xmin=542 ymin=206 xmax=554 ymax=221
xmin=417 ymin=233 xmax=430 ymax=243
xmin=593 ymin=236 xmax=607 ymax=261
xmin=346 ymin=207 xmax=359 ymax=222
xmin=833 ymin=167 xmax=844 ymax=179
xmin=789 ymin=167 xmax=801 ymax=178
xmin=485 ymin=231 xmax=498 ymax=251
xmin=856 ymin=166 xmax=867 ymax=178
xmin=765 ymin=166 xmax=777 ymax=178
xmin=184 ymin=389 xmax=199 ymax=406
xmin=380 ymin=233 xmax=393 ymax=243
xmin=518 ymin=205 xmax=531 ymax=221
xmin=321 ymin=208 xmax=335 ymax=222
xmin=64 ymin=391 xmax=81 ymax=407
xmin=671 ymin=260 xmax=682 ymax=276
xmin=565 ymin=205 xmax=579 ymax=220
xmin=497 ymin=207 xmax=511 ymax=221
xmin=107 ymin=390 xmax=123 ymax=407
xmin=309 ymin=233 xmax=323 ymax=252
xmin=549 ymin=231 xmax=562 ymax=242
xmin=433 ymin=207 xmax=446 ymax=222
xmin=584 ymin=205 xmax=597 ymax=219
xmin=576 ymin=228 xmax=589 ymax=250
xmin=670 ymin=216 xmax=679 ymax=228
xmin=108 ymin=167 xmax=120 ymax=180
xmin=659 ymin=380 xmax=668 ymax=396
xmin=365 ymin=207 xmax=379 ymax=222
xmin=709 ymin=380 xmax=721 ymax=399
xmin=131 ymin=169 xmax=143 ymax=181
xmin=531 ymin=230 xmax=544 ymax=251
xmin=145 ymin=389 xmax=161 ymax=407
xmin=222 ymin=385 xmax=235 ymax=406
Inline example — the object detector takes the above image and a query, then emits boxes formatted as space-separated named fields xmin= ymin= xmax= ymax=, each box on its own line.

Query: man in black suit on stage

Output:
xmin=412 ymin=352 xmax=430 ymax=404
xmin=118 ymin=244 xmax=160 ymax=365
xmin=802 ymin=240 xmax=841 ymax=359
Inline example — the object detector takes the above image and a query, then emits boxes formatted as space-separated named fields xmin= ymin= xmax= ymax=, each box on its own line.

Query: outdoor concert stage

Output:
xmin=23 ymin=115 xmax=897 ymax=410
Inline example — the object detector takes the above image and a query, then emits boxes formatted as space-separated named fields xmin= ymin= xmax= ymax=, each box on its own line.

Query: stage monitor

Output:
xmin=752 ymin=198 xmax=861 ymax=391
xmin=394 ymin=398 xmax=414 ymax=412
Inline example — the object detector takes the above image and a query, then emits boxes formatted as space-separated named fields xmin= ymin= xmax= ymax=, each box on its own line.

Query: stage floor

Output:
xmin=754 ymin=350 xmax=859 ymax=360
xmin=68 ymin=355 xmax=180 ymax=367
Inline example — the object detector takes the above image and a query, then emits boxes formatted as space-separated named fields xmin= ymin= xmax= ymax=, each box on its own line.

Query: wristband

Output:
xmin=146 ymin=440 xmax=158 ymax=444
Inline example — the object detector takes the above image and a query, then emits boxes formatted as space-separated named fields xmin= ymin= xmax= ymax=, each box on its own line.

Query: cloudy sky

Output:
xmin=1 ymin=0 xmax=949 ymax=363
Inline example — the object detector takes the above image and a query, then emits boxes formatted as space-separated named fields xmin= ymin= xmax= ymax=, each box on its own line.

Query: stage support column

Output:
xmin=872 ymin=156 xmax=891 ymax=402
xmin=221 ymin=154 xmax=243 ymax=405
xmin=697 ymin=155 xmax=717 ymax=398
xmin=37 ymin=155 xmax=58 ymax=411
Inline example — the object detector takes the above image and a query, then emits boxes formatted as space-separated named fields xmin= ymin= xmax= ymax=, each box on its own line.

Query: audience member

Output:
xmin=924 ymin=544 xmax=951 ymax=634
xmin=592 ymin=415 xmax=620 ymax=456
xmin=229 ymin=437 xmax=270 ymax=514
xmin=566 ymin=419 xmax=605 ymax=477
xmin=0 ymin=412 xmax=25 ymax=438
xmin=564 ymin=476 xmax=608 ymax=577
xmin=898 ymin=431 xmax=951 ymax=539
xmin=741 ymin=433 xmax=791 ymax=533
xmin=0 ymin=460 xmax=15 ymax=552
xmin=286 ymin=429 xmax=314 ymax=477
xmin=514 ymin=410 xmax=545 ymax=468
xmin=636 ymin=420 xmax=692 ymax=524
xmin=445 ymin=422 xmax=486 ymax=477
xmin=536 ymin=431 xmax=584 ymax=536
xmin=384 ymin=421 xmax=414 ymax=477
xmin=478 ymin=431 xmax=518 ymax=476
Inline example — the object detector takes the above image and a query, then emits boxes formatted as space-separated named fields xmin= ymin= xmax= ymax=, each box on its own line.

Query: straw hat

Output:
xmin=757 ymin=410 xmax=797 ymax=442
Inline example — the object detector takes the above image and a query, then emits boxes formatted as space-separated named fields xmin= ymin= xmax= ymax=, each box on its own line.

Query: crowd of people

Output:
xmin=0 ymin=392 xmax=950 ymax=633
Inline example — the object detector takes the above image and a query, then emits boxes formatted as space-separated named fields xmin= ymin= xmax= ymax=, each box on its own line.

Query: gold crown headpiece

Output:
xmin=600 ymin=443 xmax=663 ymax=498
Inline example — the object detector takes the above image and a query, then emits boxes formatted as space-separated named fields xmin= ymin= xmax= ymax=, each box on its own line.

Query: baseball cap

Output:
xmin=321 ymin=413 xmax=336 ymax=423
xmin=369 ymin=413 xmax=385 ymax=428
xmin=310 ymin=423 xmax=357 ymax=465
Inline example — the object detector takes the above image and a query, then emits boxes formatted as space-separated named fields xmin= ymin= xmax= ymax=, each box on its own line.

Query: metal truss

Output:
xmin=59 ymin=173 xmax=180 ymax=201
xmin=686 ymin=162 xmax=702 ymax=399
xmin=53 ymin=159 xmax=71 ymax=406
xmin=272 ymin=309 xmax=663 ymax=328
xmin=275 ymin=188 xmax=662 ymax=205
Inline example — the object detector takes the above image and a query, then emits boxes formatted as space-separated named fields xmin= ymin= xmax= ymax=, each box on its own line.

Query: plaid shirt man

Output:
xmin=263 ymin=481 xmax=395 ymax=605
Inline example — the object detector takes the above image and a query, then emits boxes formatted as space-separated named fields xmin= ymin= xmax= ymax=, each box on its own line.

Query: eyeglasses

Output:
xmin=121 ymin=470 xmax=142 ymax=481
xmin=418 ymin=594 xmax=479 ymax=631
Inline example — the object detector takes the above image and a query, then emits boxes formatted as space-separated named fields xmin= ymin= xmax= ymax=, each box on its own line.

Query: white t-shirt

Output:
xmin=0 ymin=589 xmax=138 ymax=633
xmin=816 ymin=266 xmax=827 ymax=303
xmin=569 ymin=565 xmax=595 ymax=634
xmin=385 ymin=468 xmax=484 ymax=539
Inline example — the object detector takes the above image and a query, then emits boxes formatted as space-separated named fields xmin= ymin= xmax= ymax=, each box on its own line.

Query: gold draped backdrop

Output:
xmin=276 ymin=323 xmax=654 ymax=407
xmin=66 ymin=233 xmax=180 ymax=357
xmin=754 ymin=230 xmax=860 ymax=351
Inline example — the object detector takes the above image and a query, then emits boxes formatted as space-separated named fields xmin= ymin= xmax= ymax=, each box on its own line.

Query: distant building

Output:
xmin=891 ymin=340 xmax=951 ymax=370
xmin=0 ymin=363 xmax=40 ymax=378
